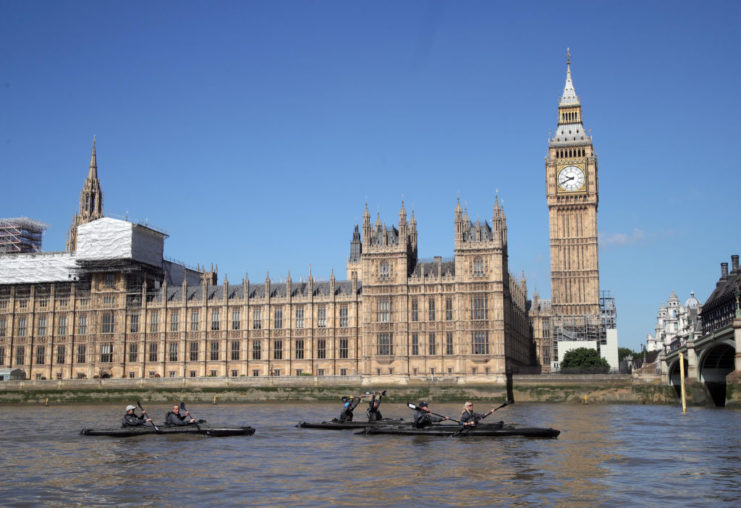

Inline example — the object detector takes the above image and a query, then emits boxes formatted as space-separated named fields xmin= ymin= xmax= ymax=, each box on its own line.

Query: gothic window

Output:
xmin=295 ymin=340 xmax=304 ymax=360
xmin=129 ymin=314 xmax=139 ymax=333
xmin=296 ymin=307 xmax=304 ymax=329
xmin=36 ymin=345 xmax=45 ymax=365
xmin=102 ymin=312 xmax=115 ymax=334
xmin=212 ymin=310 xmax=220 ymax=331
xmin=411 ymin=298 xmax=418 ymax=322
xmin=473 ymin=331 xmax=489 ymax=355
xmin=428 ymin=298 xmax=435 ymax=321
xmin=377 ymin=333 xmax=393 ymax=356
xmin=379 ymin=261 xmax=390 ymax=279
xmin=428 ymin=333 xmax=436 ymax=355
xmin=231 ymin=340 xmax=240 ymax=360
xmin=128 ymin=343 xmax=138 ymax=362
xmin=190 ymin=341 xmax=198 ymax=361
xmin=446 ymin=332 xmax=454 ymax=355
xmin=169 ymin=343 xmax=178 ymax=362
xmin=378 ymin=299 xmax=392 ymax=323
xmin=317 ymin=306 xmax=327 ymax=328
xmin=339 ymin=305 xmax=348 ymax=328
xmin=210 ymin=341 xmax=219 ymax=360
xmin=252 ymin=340 xmax=261 ymax=360
xmin=18 ymin=316 xmax=27 ymax=336
xmin=445 ymin=298 xmax=453 ymax=321
xmin=149 ymin=311 xmax=158 ymax=333
xmin=232 ymin=310 xmax=240 ymax=330
xmin=317 ymin=339 xmax=326 ymax=359
xmin=274 ymin=308 xmax=283 ymax=329
xmin=15 ymin=346 xmax=25 ymax=365
xmin=411 ymin=333 xmax=419 ymax=356
xmin=252 ymin=308 xmax=261 ymax=330
xmin=339 ymin=338 xmax=348 ymax=359
xmin=38 ymin=316 xmax=47 ymax=336
xmin=57 ymin=345 xmax=66 ymax=364
xmin=0 ymin=317 xmax=5 ymax=337
xmin=190 ymin=310 xmax=199 ymax=331
xmin=273 ymin=340 xmax=282 ymax=360
xmin=76 ymin=345 xmax=86 ymax=364
xmin=472 ymin=294 xmax=488 ymax=320
xmin=473 ymin=256 xmax=484 ymax=276
xmin=101 ymin=343 xmax=113 ymax=363
xmin=78 ymin=315 xmax=87 ymax=335
xmin=170 ymin=311 xmax=179 ymax=332
xmin=149 ymin=343 xmax=158 ymax=362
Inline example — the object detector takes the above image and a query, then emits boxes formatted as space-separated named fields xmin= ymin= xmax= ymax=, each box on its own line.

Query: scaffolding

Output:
xmin=0 ymin=217 xmax=47 ymax=253
xmin=551 ymin=291 xmax=618 ymax=367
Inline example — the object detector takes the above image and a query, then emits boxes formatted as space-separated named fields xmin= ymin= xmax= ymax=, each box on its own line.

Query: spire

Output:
xmin=399 ymin=200 xmax=407 ymax=222
xmin=88 ymin=136 xmax=98 ymax=179
xmin=559 ymin=48 xmax=580 ymax=107
xmin=455 ymin=197 xmax=462 ymax=218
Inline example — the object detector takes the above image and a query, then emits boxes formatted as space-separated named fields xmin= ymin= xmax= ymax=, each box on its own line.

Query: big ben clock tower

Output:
xmin=546 ymin=50 xmax=601 ymax=319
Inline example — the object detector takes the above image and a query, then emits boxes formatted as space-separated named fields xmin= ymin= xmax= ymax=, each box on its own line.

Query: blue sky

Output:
xmin=1 ymin=1 xmax=739 ymax=352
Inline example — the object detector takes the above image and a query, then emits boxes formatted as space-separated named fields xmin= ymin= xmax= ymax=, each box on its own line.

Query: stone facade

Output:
xmin=0 ymin=154 xmax=532 ymax=381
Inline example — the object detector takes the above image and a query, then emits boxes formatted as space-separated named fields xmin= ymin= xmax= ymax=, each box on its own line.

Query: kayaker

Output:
xmin=460 ymin=401 xmax=501 ymax=427
xmin=122 ymin=404 xmax=152 ymax=427
xmin=366 ymin=391 xmax=386 ymax=422
xmin=338 ymin=395 xmax=363 ymax=422
xmin=165 ymin=404 xmax=196 ymax=426
xmin=413 ymin=401 xmax=448 ymax=428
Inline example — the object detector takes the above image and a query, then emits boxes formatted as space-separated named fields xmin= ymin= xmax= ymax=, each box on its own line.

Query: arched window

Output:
xmin=473 ymin=257 xmax=484 ymax=276
xmin=379 ymin=261 xmax=390 ymax=279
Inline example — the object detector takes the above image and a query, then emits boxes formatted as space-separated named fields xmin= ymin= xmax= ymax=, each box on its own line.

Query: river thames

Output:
xmin=0 ymin=401 xmax=738 ymax=506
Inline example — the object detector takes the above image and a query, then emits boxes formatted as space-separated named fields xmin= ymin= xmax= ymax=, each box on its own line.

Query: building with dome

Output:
xmin=646 ymin=291 xmax=701 ymax=353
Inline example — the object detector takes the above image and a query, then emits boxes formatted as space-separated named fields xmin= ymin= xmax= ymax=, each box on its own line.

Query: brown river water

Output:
xmin=0 ymin=401 xmax=739 ymax=506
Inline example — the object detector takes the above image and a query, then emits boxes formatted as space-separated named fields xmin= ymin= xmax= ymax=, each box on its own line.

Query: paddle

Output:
xmin=136 ymin=401 xmax=160 ymax=432
xmin=180 ymin=401 xmax=201 ymax=430
xmin=406 ymin=402 xmax=460 ymax=424
xmin=455 ymin=371 xmax=515 ymax=436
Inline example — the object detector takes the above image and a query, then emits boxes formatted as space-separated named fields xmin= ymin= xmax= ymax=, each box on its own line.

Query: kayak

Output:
xmin=297 ymin=418 xmax=405 ymax=430
xmin=80 ymin=424 xmax=255 ymax=437
xmin=356 ymin=424 xmax=560 ymax=438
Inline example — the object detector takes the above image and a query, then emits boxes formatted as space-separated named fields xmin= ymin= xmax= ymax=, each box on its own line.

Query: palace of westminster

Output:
xmin=0 ymin=57 xmax=617 ymax=381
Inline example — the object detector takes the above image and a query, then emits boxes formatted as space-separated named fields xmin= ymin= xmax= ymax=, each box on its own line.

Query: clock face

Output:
xmin=558 ymin=165 xmax=585 ymax=191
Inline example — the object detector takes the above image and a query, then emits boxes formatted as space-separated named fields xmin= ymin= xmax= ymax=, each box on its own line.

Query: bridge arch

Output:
xmin=698 ymin=342 xmax=736 ymax=407
xmin=668 ymin=356 xmax=689 ymax=398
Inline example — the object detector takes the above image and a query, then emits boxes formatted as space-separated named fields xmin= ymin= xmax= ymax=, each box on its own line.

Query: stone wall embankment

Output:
xmin=0 ymin=374 xmax=713 ymax=406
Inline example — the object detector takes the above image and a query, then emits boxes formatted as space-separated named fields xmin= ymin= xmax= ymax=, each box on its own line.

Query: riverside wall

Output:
xmin=1 ymin=374 xmax=734 ymax=407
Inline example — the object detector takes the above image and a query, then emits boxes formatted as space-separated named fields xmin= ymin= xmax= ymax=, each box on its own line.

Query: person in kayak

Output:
xmin=164 ymin=404 xmax=197 ymax=426
xmin=338 ymin=395 xmax=363 ymax=422
xmin=122 ymin=404 xmax=152 ymax=427
xmin=366 ymin=391 xmax=386 ymax=422
xmin=460 ymin=401 xmax=502 ymax=428
xmin=413 ymin=401 xmax=448 ymax=428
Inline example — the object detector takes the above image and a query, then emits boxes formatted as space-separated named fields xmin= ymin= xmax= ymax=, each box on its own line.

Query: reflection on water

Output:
xmin=0 ymin=402 xmax=739 ymax=506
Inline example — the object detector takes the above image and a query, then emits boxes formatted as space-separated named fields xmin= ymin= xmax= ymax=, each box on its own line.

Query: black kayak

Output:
xmin=80 ymin=425 xmax=255 ymax=437
xmin=297 ymin=418 xmax=404 ymax=430
xmin=357 ymin=424 xmax=560 ymax=438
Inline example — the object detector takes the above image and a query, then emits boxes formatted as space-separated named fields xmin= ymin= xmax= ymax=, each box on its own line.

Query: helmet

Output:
xmin=126 ymin=405 xmax=136 ymax=411
xmin=418 ymin=401 xmax=428 ymax=408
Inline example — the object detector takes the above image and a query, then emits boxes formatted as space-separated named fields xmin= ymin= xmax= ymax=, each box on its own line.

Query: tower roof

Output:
xmin=88 ymin=136 xmax=98 ymax=180
xmin=559 ymin=49 xmax=580 ymax=107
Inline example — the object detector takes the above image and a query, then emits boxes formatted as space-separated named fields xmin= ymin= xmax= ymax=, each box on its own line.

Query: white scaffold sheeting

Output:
xmin=77 ymin=217 xmax=164 ymax=267
xmin=0 ymin=252 xmax=80 ymax=284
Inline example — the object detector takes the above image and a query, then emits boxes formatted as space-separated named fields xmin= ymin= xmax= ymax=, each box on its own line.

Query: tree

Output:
xmin=618 ymin=347 xmax=634 ymax=362
xmin=560 ymin=347 xmax=610 ymax=373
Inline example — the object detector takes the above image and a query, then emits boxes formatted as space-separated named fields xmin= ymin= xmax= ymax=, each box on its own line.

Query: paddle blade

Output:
xmin=406 ymin=402 xmax=417 ymax=410
xmin=180 ymin=401 xmax=186 ymax=411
